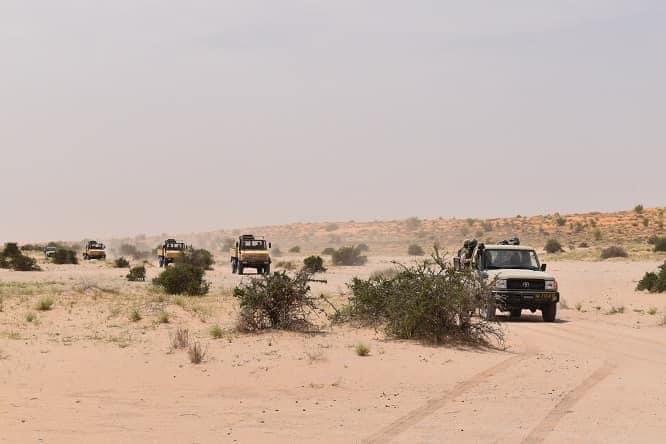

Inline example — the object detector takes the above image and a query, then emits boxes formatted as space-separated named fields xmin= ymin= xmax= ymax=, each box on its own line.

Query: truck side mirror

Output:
xmin=269 ymin=242 xmax=272 ymax=248
xmin=541 ymin=263 xmax=547 ymax=272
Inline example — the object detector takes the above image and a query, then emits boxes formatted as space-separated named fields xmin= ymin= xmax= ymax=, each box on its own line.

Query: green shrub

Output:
xmin=555 ymin=215 xmax=567 ymax=226
xmin=36 ymin=297 xmax=54 ymax=311
xmin=634 ymin=204 xmax=644 ymax=214
xmin=233 ymin=271 xmax=322 ymax=331
xmin=153 ymin=263 xmax=210 ymax=296
xmin=11 ymin=254 xmax=40 ymax=271
xmin=544 ymin=239 xmax=563 ymax=254
xmin=303 ymin=256 xmax=326 ymax=273
xmin=636 ymin=262 xmax=666 ymax=293
xmin=331 ymin=246 xmax=367 ymax=266
xmin=114 ymin=257 xmax=130 ymax=268
xmin=177 ymin=248 xmax=215 ymax=270
xmin=53 ymin=248 xmax=78 ymax=264
xmin=407 ymin=244 xmax=425 ymax=256
xmin=600 ymin=245 xmax=628 ymax=259
xmin=289 ymin=246 xmax=301 ymax=253
xmin=2 ymin=243 xmax=21 ymax=259
xmin=357 ymin=243 xmax=370 ymax=253
xmin=355 ymin=343 xmax=370 ymax=356
xmin=341 ymin=251 xmax=502 ymax=344
xmin=126 ymin=266 xmax=146 ymax=282
xmin=321 ymin=247 xmax=336 ymax=256
xmin=209 ymin=324 xmax=224 ymax=339
xmin=653 ymin=237 xmax=666 ymax=252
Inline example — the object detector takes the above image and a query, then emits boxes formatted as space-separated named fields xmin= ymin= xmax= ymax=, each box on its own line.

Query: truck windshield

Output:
xmin=242 ymin=240 xmax=266 ymax=250
xmin=166 ymin=243 xmax=185 ymax=250
xmin=89 ymin=243 xmax=105 ymax=250
xmin=484 ymin=249 xmax=540 ymax=270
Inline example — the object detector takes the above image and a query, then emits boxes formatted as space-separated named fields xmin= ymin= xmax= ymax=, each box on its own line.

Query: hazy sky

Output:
xmin=2 ymin=0 xmax=665 ymax=242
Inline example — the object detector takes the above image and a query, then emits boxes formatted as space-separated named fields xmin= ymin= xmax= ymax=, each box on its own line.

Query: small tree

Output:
xmin=114 ymin=257 xmax=130 ymax=268
xmin=153 ymin=264 xmax=210 ymax=295
xmin=11 ymin=254 xmax=40 ymax=271
xmin=636 ymin=262 xmax=666 ymax=293
xmin=2 ymin=243 xmax=21 ymax=259
xmin=407 ymin=244 xmax=425 ymax=256
xmin=303 ymin=256 xmax=327 ymax=273
xmin=634 ymin=204 xmax=644 ymax=214
xmin=544 ymin=239 xmax=563 ymax=254
xmin=177 ymin=248 xmax=215 ymax=270
xmin=331 ymin=246 xmax=367 ymax=266
xmin=234 ymin=271 xmax=323 ymax=331
xmin=53 ymin=248 xmax=78 ymax=264
xmin=653 ymin=237 xmax=666 ymax=252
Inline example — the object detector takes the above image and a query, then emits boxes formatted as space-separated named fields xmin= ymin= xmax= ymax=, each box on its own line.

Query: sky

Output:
xmin=1 ymin=0 xmax=665 ymax=242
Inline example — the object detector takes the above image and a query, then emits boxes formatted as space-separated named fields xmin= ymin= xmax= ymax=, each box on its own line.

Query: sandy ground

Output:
xmin=1 ymin=256 xmax=665 ymax=443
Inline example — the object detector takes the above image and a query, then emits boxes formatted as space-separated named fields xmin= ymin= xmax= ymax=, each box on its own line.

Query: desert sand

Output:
xmin=1 ymin=256 xmax=666 ymax=443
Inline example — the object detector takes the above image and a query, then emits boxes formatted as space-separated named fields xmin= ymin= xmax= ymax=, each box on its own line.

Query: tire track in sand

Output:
xmin=521 ymin=362 xmax=616 ymax=444
xmin=363 ymin=351 xmax=529 ymax=444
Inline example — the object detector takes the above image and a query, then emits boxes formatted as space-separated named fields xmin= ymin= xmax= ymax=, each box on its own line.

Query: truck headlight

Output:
xmin=545 ymin=280 xmax=558 ymax=290
xmin=495 ymin=279 xmax=507 ymax=290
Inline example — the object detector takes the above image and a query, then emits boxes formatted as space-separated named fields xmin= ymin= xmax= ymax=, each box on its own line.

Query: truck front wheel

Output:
xmin=542 ymin=302 xmax=557 ymax=322
xmin=264 ymin=264 xmax=270 ymax=275
xmin=237 ymin=263 xmax=244 ymax=275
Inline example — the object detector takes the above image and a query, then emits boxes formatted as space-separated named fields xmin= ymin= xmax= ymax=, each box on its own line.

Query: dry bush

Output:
xmin=341 ymin=250 xmax=502 ymax=344
xmin=544 ymin=239 xmax=563 ymax=254
xmin=276 ymin=261 xmax=296 ymax=271
xmin=153 ymin=263 xmax=210 ymax=295
xmin=355 ymin=343 xmax=370 ymax=356
xmin=188 ymin=342 xmax=206 ymax=364
xmin=176 ymin=248 xmax=215 ymax=270
xmin=600 ymin=245 xmax=628 ymax=259
xmin=234 ymin=271 xmax=324 ymax=332
xmin=171 ymin=328 xmax=190 ymax=349
xmin=209 ymin=324 xmax=224 ymax=339
xmin=53 ymin=248 xmax=78 ymax=264
xmin=636 ymin=262 xmax=666 ymax=293
xmin=289 ymin=246 xmax=301 ymax=253
xmin=129 ymin=308 xmax=142 ymax=322
xmin=652 ymin=237 xmax=666 ymax=252
xmin=36 ymin=297 xmax=54 ymax=311
xmin=126 ymin=266 xmax=146 ymax=281
xmin=407 ymin=244 xmax=425 ymax=256
xmin=157 ymin=311 xmax=170 ymax=324
xmin=321 ymin=247 xmax=336 ymax=256
xmin=114 ymin=257 xmax=130 ymax=268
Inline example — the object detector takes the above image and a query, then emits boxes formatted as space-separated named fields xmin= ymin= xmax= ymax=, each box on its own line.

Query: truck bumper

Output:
xmin=492 ymin=291 xmax=559 ymax=310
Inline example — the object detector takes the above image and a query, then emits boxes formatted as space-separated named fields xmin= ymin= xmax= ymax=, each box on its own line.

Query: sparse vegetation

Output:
xmin=276 ymin=261 xmax=296 ymax=270
xmin=176 ymin=248 xmax=215 ymax=270
xmin=0 ymin=243 xmax=41 ymax=271
xmin=555 ymin=214 xmax=567 ymax=226
xmin=600 ymin=245 xmax=628 ymax=259
xmin=606 ymin=305 xmax=625 ymax=315
xmin=114 ymin=257 xmax=130 ymax=268
xmin=544 ymin=239 xmax=563 ymax=254
xmin=234 ymin=270 xmax=323 ymax=332
xmin=302 ymin=256 xmax=327 ymax=274
xmin=53 ymin=248 xmax=78 ymax=265
xmin=289 ymin=246 xmax=301 ymax=253
xmin=341 ymin=249 xmax=502 ymax=344
xmin=321 ymin=247 xmax=336 ymax=256
xmin=634 ymin=204 xmax=644 ymax=214
xmin=331 ymin=246 xmax=367 ymax=266
xmin=652 ymin=237 xmax=666 ymax=252
xmin=407 ymin=244 xmax=425 ymax=256
xmin=153 ymin=263 xmax=210 ymax=296
xmin=354 ymin=343 xmax=370 ymax=357
xmin=129 ymin=308 xmax=142 ymax=322
xmin=325 ymin=223 xmax=339 ymax=232
xmin=25 ymin=312 xmax=36 ymax=323
xmin=647 ymin=307 xmax=658 ymax=315
xmin=157 ymin=311 xmax=170 ymax=324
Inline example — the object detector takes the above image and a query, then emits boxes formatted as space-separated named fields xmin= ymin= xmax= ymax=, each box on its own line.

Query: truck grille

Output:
xmin=507 ymin=279 xmax=545 ymax=291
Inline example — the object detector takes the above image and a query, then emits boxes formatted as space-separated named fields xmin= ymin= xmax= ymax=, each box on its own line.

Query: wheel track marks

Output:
xmin=363 ymin=351 xmax=530 ymax=444
xmin=521 ymin=362 xmax=616 ymax=444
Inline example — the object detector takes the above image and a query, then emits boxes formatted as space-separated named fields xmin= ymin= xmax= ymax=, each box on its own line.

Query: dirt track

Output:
xmin=1 ymin=259 xmax=665 ymax=443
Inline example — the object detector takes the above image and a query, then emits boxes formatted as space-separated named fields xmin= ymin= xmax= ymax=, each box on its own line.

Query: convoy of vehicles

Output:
xmin=230 ymin=234 xmax=272 ymax=275
xmin=83 ymin=241 xmax=106 ymax=260
xmin=156 ymin=239 xmax=188 ymax=267
xmin=455 ymin=238 xmax=560 ymax=322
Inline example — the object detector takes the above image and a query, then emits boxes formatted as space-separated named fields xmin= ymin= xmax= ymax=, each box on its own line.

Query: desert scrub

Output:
xmin=331 ymin=246 xmax=367 ymax=266
xmin=188 ymin=342 xmax=206 ymax=364
xmin=354 ymin=343 xmax=370 ymax=357
xmin=636 ymin=262 xmax=666 ymax=293
xmin=176 ymin=248 xmax=215 ymax=270
xmin=25 ymin=312 xmax=36 ymax=323
xmin=600 ymin=245 xmax=628 ymax=259
xmin=129 ymin=308 xmax=142 ymax=322
xmin=544 ymin=239 xmax=563 ymax=254
xmin=321 ymin=247 xmax=336 ymax=256
xmin=157 ymin=311 xmax=170 ymax=324
xmin=289 ymin=246 xmax=301 ymax=253
xmin=407 ymin=244 xmax=425 ymax=256
xmin=171 ymin=328 xmax=189 ymax=349
xmin=53 ymin=248 xmax=78 ymax=264
xmin=209 ymin=324 xmax=224 ymax=339
xmin=652 ymin=237 xmax=666 ymax=252
xmin=234 ymin=271 xmax=325 ymax=332
xmin=126 ymin=266 xmax=146 ymax=282
xmin=302 ymin=256 xmax=327 ymax=274
xmin=153 ymin=263 xmax=210 ymax=296
xmin=35 ymin=297 xmax=54 ymax=311
xmin=114 ymin=257 xmax=130 ymax=268
xmin=341 ymin=249 xmax=502 ymax=344
xmin=276 ymin=261 xmax=296 ymax=271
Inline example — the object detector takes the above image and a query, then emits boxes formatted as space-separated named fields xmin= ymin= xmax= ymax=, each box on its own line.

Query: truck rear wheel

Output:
xmin=510 ymin=309 xmax=521 ymax=319
xmin=264 ymin=264 xmax=270 ymax=275
xmin=231 ymin=260 xmax=236 ymax=274
xmin=237 ymin=263 xmax=244 ymax=275
xmin=542 ymin=302 xmax=557 ymax=322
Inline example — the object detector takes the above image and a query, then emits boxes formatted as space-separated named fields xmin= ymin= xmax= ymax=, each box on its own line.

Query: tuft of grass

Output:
xmin=171 ymin=328 xmax=190 ymax=349
xmin=129 ymin=308 xmax=142 ymax=322
xmin=354 ymin=343 xmax=370 ymax=357
xmin=575 ymin=302 xmax=582 ymax=311
xmin=25 ymin=312 xmax=36 ymax=323
xmin=174 ymin=296 xmax=186 ymax=308
xmin=647 ymin=307 xmax=657 ymax=315
xmin=35 ymin=297 xmax=54 ymax=311
xmin=157 ymin=311 xmax=170 ymax=324
xmin=209 ymin=324 xmax=223 ymax=339
xmin=188 ymin=341 xmax=206 ymax=364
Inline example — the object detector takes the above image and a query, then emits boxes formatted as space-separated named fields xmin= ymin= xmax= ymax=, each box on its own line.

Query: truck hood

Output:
xmin=484 ymin=269 xmax=555 ymax=280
